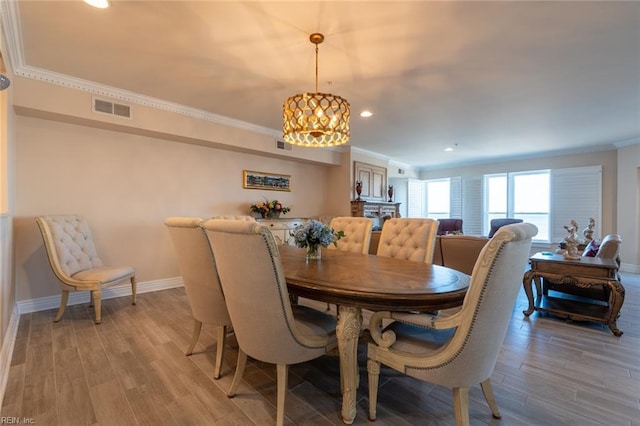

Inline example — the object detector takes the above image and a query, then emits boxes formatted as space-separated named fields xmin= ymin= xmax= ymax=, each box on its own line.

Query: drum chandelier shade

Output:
xmin=283 ymin=33 xmax=350 ymax=147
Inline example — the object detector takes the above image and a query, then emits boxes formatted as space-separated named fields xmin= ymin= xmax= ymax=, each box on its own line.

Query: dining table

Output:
xmin=278 ymin=245 xmax=470 ymax=424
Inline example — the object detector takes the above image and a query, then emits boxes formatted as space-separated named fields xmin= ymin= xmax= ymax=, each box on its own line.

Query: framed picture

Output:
xmin=243 ymin=170 xmax=291 ymax=191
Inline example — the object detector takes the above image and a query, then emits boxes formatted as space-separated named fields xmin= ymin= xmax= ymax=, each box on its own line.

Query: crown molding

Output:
xmin=16 ymin=65 xmax=282 ymax=138
xmin=613 ymin=137 xmax=640 ymax=148
xmin=0 ymin=0 xmax=280 ymax=139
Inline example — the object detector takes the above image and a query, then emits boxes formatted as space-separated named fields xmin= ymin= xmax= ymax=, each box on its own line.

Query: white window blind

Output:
xmin=463 ymin=177 xmax=483 ymax=235
xmin=550 ymin=165 xmax=602 ymax=242
xmin=450 ymin=176 xmax=463 ymax=219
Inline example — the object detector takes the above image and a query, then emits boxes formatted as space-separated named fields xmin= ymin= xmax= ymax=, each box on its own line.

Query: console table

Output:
xmin=257 ymin=218 xmax=307 ymax=246
xmin=522 ymin=252 xmax=625 ymax=336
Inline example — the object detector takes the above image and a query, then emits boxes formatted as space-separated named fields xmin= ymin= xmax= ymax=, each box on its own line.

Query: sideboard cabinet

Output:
xmin=257 ymin=218 xmax=307 ymax=245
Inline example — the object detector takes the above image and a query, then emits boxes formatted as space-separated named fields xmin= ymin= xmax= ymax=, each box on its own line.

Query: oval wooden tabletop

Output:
xmin=279 ymin=245 xmax=470 ymax=311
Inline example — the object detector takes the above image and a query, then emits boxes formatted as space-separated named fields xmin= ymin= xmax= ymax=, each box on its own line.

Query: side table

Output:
xmin=522 ymin=252 xmax=625 ymax=336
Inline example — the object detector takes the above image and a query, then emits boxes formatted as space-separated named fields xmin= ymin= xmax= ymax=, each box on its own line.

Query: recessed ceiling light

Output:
xmin=444 ymin=147 xmax=454 ymax=152
xmin=360 ymin=111 xmax=373 ymax=118
xmin=84 ymin=0 xmax=109 ymax=8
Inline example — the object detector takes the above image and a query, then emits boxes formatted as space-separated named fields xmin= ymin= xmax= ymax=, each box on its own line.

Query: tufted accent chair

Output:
xmin=376 ymin=218 xmax=439 ymax=263
xmin=35 ymin=215 xmax=136 ymax=324
xmin=327 ymin=216 xmax=373 ymax=254
xmin=367 ymin=223 xmax=537 ymax=425
xmin=164 ymin=217 xmax=233 ymax=379
xmin=202 ymin=219 xmax=337 ymax=426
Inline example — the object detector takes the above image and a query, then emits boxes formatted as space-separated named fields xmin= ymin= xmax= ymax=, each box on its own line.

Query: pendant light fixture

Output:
xmin=282 ymin=33 xmax=350 ymax=147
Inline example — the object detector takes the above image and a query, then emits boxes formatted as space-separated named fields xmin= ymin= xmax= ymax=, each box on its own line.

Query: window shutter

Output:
xmin=450 ymin=176 xmax=463 ymax=219
xmin=407 ymin=179 xmax=424 ymax=217
xmin=551 ymin=166 xmax=602 ymax=242
xmin=463 ymin=177 xmax=483 ymax=235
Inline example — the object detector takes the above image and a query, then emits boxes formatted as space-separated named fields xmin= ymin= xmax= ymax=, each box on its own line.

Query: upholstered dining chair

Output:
xmin=35 ymin=215 xmax=137 ymax=324
xmin=164 ymin=217 xmax=233 ymax=379
xmin=488 ymin=218 xmax=523 ymax=237
xmin=376 ymin=218 xmax=439 ymax=263
xmin=202 ymin=219 xmax=337 ymax=426
xmin=327 ymin=216 xmax=373 ymax=254
xmin=367 ymin=223 xmax=537 ymax=426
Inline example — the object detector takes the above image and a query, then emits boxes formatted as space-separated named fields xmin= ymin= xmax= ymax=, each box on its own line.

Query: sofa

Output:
xmin=437 ymin=218 xmax=463 ymax=235
xmin=370 ymin=231 xmax=488 ymax=275
xmin=433 ymin=235 xmax=489 ymax=275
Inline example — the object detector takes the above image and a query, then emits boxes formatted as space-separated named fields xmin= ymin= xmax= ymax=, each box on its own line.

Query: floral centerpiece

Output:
xmin=291 ymin=219 xmax=345 ymax=260
xmin=249 ymin=199 xmax=291 ymax=219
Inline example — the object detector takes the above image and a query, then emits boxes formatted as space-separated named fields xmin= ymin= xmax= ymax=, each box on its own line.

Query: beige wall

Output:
xmin=13 ymin=116 xmax=337 ymax=302
xmin=616 ymin=144 xmax=640 ymax=271
xmin=0 ymin=42 xmax=16 ymax=350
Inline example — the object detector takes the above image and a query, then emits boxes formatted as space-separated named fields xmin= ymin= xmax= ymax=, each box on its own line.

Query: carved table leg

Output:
xmin=522 ymin=270 xmax=536 ymax=316
xmin=336 ymin=305 xmax=363 ymax=425
xmin=606 ymin=280 xmax=625 ymax=336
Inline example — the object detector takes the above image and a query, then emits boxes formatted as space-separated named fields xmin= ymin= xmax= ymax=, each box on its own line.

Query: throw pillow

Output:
xmin=582 ymin=240 xmax=600 ymax=257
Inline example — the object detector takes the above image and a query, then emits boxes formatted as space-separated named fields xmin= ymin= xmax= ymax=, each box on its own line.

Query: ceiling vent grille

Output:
xmin=93 ymin=98 xmax=132 ymax=119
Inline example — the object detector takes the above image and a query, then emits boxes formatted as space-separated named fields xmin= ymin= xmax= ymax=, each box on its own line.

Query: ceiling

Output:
xmin=3 ymin=1 xmax=640 ymax=169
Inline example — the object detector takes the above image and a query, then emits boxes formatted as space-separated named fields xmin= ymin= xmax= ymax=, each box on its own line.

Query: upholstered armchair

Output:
xmin=596 ymin=234 xmax=622 ymax=263
xmin=35 ymin=215 xmax=136 ymax=324
xmin=488 ymin=218 xmax=523 ymax=237
xmin=367 ymin=223 xmax=537 ymax=425
xmin=202 ymin=219 xmax=337 ymax=426
xmin=376 ymin=218 xmax=439 ymax=263
xmin=164 ymin=217 xmax=233 ymax=379
xmin=327 ymin=216 xmax=373 ymax=254
xmin=437 ymin=218 xmax=463 ymax=235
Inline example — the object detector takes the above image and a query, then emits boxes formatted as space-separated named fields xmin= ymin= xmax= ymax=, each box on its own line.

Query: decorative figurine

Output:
xmin=562 ymin=220 xmax=581 ymax=260
xmin=355 ymin=180 xmax=363 ymax=201
xmin=387 ymin=185 xmax=394 ymax=202
xmin=583 ymin=217 xmax=595 ymax=243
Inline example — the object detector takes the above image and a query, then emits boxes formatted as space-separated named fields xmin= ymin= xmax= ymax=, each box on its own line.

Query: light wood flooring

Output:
xmin=3 ymin=272 xmax=640 ymax=425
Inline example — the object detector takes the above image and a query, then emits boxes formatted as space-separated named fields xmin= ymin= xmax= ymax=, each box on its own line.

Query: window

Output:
xmin=484 ymin=170 xmax=550 ymax=241
xmin=426 ymin=179 xmax=450 ymax=219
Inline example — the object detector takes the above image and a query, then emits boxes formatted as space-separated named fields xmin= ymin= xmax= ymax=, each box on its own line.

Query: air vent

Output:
xmin=93 ymin=98 xmax=132 ymax=119
xmin=276 ymin=139 xmax=292 ymax=151
xmin=398 ymin=168 xmax=405 ymax=175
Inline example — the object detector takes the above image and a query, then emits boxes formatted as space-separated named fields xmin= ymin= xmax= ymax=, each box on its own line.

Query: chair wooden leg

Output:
xmin=367 ymin=359 xmax=381 ymax=420
xmin=185 ymin=320 xmax=202 ymax=356
xmin=480 ymin=378 xmax=502 ymax=418
xmin=54 ymin=290 xmax=70 ymax=322
xmin=453 ymin=387 xmax=470 ymax=426
xmin=276 ymin=364 xmax=288 ymax=426
xmin=227 ymin=349 xmax=247 ymax=398
xmin=89 ymin=290 xmax=94 ymax=307
xmin=92 ymin=290 xmax=102 ymax=324
xmin=213 ymin=325 xmax=227 ymax=379
xmin=130 ymin=276 xmax=137 ymax=305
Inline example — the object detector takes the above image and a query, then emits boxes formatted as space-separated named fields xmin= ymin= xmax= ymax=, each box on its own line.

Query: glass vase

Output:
xmin=306 ymin=245 xmax=321 ymax=261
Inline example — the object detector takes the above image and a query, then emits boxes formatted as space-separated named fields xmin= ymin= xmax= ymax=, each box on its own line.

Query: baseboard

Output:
xmin=619 ymin=263 xmax=640 ymax=274
xmin=16 ymin=277 xmax=184 ymax=315
xmin=0 ymin=307 xmax=20 ymax=410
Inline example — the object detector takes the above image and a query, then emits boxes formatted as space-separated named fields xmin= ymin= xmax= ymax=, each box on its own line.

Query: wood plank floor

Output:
xmin=3 ymin=272 xmax=639 ymax=425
